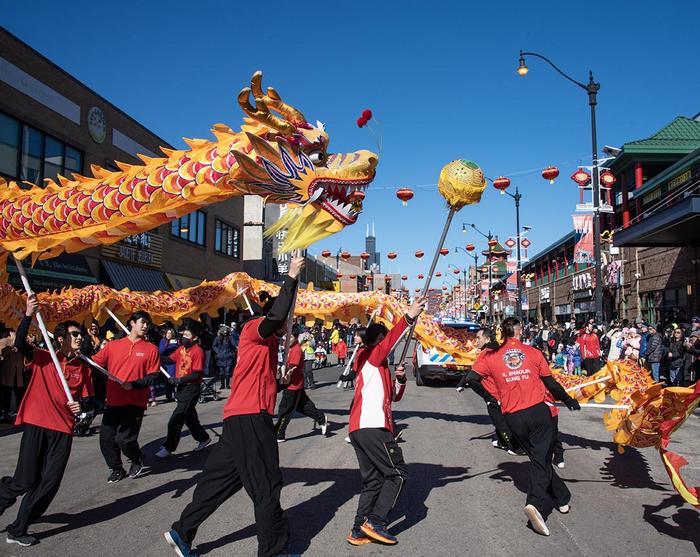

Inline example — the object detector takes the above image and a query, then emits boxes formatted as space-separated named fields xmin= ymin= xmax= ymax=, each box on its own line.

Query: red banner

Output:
xmin=573 ymin=214 xmax=594 ymax=264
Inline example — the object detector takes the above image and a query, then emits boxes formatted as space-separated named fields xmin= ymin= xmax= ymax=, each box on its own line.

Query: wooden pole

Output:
xmin=564 ymin=375 xmax=611 ymax=393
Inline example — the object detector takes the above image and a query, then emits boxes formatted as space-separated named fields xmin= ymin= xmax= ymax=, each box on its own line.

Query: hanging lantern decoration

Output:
xmin=571 ymin=168 xmax=592 ymax=187
xmin=387 ymin=251 xmax=397 ymax=260
xmin=415 ymin=250 xmax=424 ymax=259
xmin=340 ymin=251 xmax=351 ymax=260
xmin=439 ymin=248 xmax=449 ymax=256
xmin=417 ymin=273 xmax=424 ymax=279
xmin=349 ymin=274 xmax=357 ymax=279
xmin=600 ymin=170 xmax=617 ymax=188
xmin=542 ymin=166 xmax=560 ymax=184
xmin=415 ymin=288 xmax=421 ymax=293
xmin=336 ymin=273 xmax=343 ymax=278
xmin=521 ymin=238 xmax=531 ymax=249
xmin=442 ymin=285 xmax=448 ymax=291
xmin=401 ymin=275 xmax=408 ymax=280
xmin=349 ymin=189 xmax=366 ymax=202
xmin=436 ymin=271 xmax=442 ymax=277
xmin=466 ymin=243 xmax=475 ymax=252
xmin=321 ymin=249 xmax=331 ymax=258
xmin=505 ymin=237 xmax=516 ymax=249
xmin=360 ymin=252 xmax=370 ymax=261
xmin=487 ymin=239 xmax=498 ymax=248
xmin=481 ymin=266 xmax=489 ymax=273
xmin=396 ymin=188 xmax=414 ymax=206
xmin=453 ymin=268 xmax=460 ymax=274
xmin=493 ymin=176 xmax=511 ymax=195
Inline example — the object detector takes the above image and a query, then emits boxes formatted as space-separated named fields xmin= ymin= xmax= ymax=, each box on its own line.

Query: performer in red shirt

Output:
xmin=155 ymin=325 xmax=211 ymax=458
xmin=345 ymin=296 xmax=426 ymax=547
xmin=0 ymin=294 xmax=92 ymax=547
xmin=166 ymin=254 xmax=304 ymax=557
xmin=92 ymin=311 xmax=160 ymax=483
xmin=274 ymin=330 xmax=328 ymax=442
xmin=467 ymin=317 xmax=580 ymax=537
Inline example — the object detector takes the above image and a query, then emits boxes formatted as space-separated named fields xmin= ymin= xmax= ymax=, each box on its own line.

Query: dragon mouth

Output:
xmin=309 ymin=177 xmax=373 ymax=225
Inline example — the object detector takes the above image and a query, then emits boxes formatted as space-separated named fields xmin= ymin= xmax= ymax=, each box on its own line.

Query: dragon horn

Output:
xmin=250 ymin=71 xmax=307 ymax=128
xmin=237 ymin=87 xmax=296 ymax=136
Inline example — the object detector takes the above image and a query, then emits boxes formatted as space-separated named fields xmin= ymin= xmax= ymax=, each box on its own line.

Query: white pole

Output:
xmin=105 ymin=308 xmax=171 ymax=378
xmin=242 ymin=292 xmax=254 ymax=316
xmin=564 ymin=375 xmax=611 ymax=393
xmin=13 ymin=256 xmax=74 ymax=402
xmin=556 ymin=402 xmax=629 ymax=410
xmin=78 ymin=354 xmax=124 ymax=384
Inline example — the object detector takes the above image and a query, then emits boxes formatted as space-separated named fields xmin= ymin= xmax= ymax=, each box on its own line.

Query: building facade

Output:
xmin=0 ymin=27 xmax=246 ymax=293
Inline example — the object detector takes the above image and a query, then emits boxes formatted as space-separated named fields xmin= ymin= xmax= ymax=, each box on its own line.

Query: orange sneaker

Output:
xmin=346 ymin=528 xmax=372 ymax=546
xmin=360 ymin=519 xmax=398 ymax=545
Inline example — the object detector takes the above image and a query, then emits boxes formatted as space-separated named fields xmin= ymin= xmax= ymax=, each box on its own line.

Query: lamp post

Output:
xmin=463 ymin=223 xmax=494 ymax=324
xmin=517 ymin=50 xmax=603 ymax=323
xmin=455 ymin=246 xmax=479 ymax=318
xmin=448 ymin=263 xmax=467 ymax=319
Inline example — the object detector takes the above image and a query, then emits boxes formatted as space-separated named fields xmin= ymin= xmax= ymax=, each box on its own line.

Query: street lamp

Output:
xmin=456 ymin=246 xmax=479 ymax=318
xmin=517 ymin=49 xmax=603 ymax=323
xmin=463 ymin=223 xmax=495 ymax=324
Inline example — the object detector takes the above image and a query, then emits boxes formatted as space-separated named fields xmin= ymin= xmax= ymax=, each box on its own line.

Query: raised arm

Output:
xmin=258 ymin=253 xmax=305 ymax=339
xmin=14 ymin=293 xmax=40 ymax=359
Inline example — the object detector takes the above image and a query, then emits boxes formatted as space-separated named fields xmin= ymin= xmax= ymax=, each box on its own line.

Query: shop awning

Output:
xmin=614 ymin=195 xmax=700 ymax=247
xmin=7 ymin=253 xmax=96 ymax=291
xmin=101 ymin=260 xmax=169 ymax=291
xmin=165 ymin=273 xmax=203 ymax=290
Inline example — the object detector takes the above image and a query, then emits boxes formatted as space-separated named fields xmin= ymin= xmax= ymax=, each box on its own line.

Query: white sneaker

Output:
xmin=344 ymin=436 xmax=351 ymax=444
xmin=557 ymin=461 xmax=565 ymax=469
xmin=320 ymin=418 xmax=329 ymax=436
xmin=194 ymin=439 xmax=211 ymax=452
xmin=558 ymin=504 xmax=570 ymax=514
xmin=155 ymin=446 xmax=171 ymax=459
xmin=492 ymin=439 xmax=499 ymax=447
xmin=524 ymin=504 xmax=550 ymax=536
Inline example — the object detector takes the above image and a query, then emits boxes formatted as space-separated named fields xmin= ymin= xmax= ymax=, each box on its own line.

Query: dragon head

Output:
xmin=232 ymin=71 xmax=378 ymax=251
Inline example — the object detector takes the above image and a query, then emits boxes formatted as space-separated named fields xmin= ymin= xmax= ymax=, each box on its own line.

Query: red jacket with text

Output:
xmin=577 ymin=332 xmax=602 ymax=359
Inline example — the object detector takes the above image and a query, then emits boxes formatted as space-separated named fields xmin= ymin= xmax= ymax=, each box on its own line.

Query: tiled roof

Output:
xmin=622 ymin=117 xmax=700 ymax=153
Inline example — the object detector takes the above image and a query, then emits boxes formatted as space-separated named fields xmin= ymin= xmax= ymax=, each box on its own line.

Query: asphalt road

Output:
xmin=0 ymin=356 xmax=698 ymax=557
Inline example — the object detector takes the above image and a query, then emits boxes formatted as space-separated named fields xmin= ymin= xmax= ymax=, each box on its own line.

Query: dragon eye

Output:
xmin=308 ymin=151 xmax=326 ymax=164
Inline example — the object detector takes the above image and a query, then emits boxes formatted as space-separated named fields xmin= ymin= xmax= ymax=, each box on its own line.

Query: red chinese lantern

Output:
xmin=387 ymin=252 xmax=397 ymax=260
xmin=415 ymin=288 xmax=420 ymax=293
xmin=493 ymin=176 xmax=511 ymax=195
xmin=436 ymin=271 xmax=442 ymax=277
xmin=349 ymin=274 xmax=357 ymax=279
xmin=362 ymin=109 xmax=373 ymax=121
xmin=336 ymin=273 xmax=343 ymax=278
xmin=349 ymin=189 xmax=365 ymax=202
xmin=542 ymin=166 xmax=559 ymax=184
xmin=396 ymin=188 xmax=414 ymax=206
xmin=442 ymin=285 xmax=448 ymax=291
xmin=453 ymin=268 xmax=460 ymax=274
xmin=321 ymin=250 xmax=331 ymax=258
xmin=571 ymin=168 xmax=591 ymax=187
xmin=401 ymin=275 xmax=408 ymax=280
xmin=439 ymin=248 xmax=449 ymax=256
xmin=466 ymin=244 xmax=475 ymax=252
xmin=417 ymin=274 xmax=424 ymax=279
xmin=487 ymin=239 xmax=498 ymax=248
xmin=600 ymin=170 xmax=617 ymax=188
xmin=505 ymin=238 xmax=516 ymax=249
xmin=415 ymin=250 xmax=424 ymax=259
xmin=521 ymin=238 xmax=531 ymax=249
xmin=360 ymin=252 xmax=370 ymax=261
xmin=481 ymin=266 xmax=489 ymax=273
xmin=340 ymin=251 xmax=351 ymax=260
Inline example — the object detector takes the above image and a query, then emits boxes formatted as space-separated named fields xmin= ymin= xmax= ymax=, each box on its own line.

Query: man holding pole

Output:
xmin=0 ymin=294 xmax=92 ymax=547
xmin=166 ymin=253 xmax=304 ymax=557
xmin=92 ymin=311 xmax=160 ymax=483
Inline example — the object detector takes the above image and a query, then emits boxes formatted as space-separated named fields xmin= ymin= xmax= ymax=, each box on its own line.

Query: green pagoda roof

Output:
xmin=621 ymin=117 xmax=700 ymax=154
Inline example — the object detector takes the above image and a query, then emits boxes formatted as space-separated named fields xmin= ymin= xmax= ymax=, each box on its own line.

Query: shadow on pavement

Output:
xmin=643 ymin=494 xmax=700 ymax=552
xmin=394 ymin=409 xmax=493 ymax=426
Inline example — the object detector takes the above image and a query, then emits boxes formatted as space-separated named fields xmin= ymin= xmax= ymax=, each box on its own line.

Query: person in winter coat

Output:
xmin=159 ymin=328 xmax=179 ymax=402
xmin=336 ymin=338 xmax=348 ymax=366
xmin=644 ymin=324 xmax=665 ymax=383
xmin=212 ymin=325 xmax=237 ymax=390
xmin=576 ymin=323 xmax=602 ymax=376
xmin=667 ymin=328 xmax=686 ymax=386
xmin=606 ymin=326 xmax=624 ymax=361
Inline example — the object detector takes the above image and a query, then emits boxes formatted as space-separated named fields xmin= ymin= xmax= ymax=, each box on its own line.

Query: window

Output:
xmin=0 ymin=112 xmax=83 ymax=184
xmin=171 ymin=210 xmax=207 ymax=246
xmin=215 ymin=219 xmax=240 ymax=258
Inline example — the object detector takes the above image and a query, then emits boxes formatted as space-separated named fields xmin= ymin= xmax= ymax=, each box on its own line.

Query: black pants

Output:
xmin=552 ymin=416 xmax=564 ymax=463
xmin=274 ymin=388 xmax=325 ymax=439
xmin=99 ymin=405 xmax=145 ymax=470
xmin=164 ymin=384 xmax=210 ymax=452
xmin=582 ymin=358 xmax=601 ymax=376
xmin=504 ymin=403 xmax=570 ymax=512
xmin=173 ymin=413 xmax=288 ymax=557
xmin=350 ymin=428 xmax=408 ymax=528
xmin=486 ymin=401 xmax=517 ymax=449
xmin=0 ymin=424 xmax=72 ymax=536
xmin=217 ymin=366 xmax=231 ymax=389
xmin=303 ymin=361 xmax=315 ymax=389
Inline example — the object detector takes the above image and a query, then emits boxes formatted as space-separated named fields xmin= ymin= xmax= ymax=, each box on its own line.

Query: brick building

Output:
xmin=0 ymin=27 xmax=245 ymax=293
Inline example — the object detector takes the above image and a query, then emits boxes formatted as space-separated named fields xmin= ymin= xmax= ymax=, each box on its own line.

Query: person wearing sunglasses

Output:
xmin=0 ymin=294 xmax=93 ymax=547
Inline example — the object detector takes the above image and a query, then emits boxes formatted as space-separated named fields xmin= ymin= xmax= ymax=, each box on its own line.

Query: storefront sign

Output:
xmin=668 ymin=169 xmax=691 ymax=190
xmin=573 ymin=272 xmax=593 ymax=291
xmin=555 ymin=304 xmax=571 ymax=316
xmin=540 ymin=286 xmax=550 ymax=303
xmin=101 ymin=232 xmax=162 ymax=269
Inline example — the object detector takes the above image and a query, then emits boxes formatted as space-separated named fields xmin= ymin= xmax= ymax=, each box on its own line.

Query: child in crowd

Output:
xmin=554 ymin=344 xmax=566 ymax=370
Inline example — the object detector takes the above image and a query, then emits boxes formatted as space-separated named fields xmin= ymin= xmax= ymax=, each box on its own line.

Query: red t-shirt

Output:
xmin=171 ymin=344 xmax=205 ymax=384
xmin=16 ymin=349 xmax=93 ymax=434
xmin=472 ymin=338 xmax=551 ymax=414
xmin=223 ymin=318 xmax=279 ymax=417
xmin=544 ymin=390 xmax=559 ymax=417
xmin=472 ymin=349 xmax=498 ymax=398
xmin=287 ymin=343 xmax=304 ymax=391
xmin=92 ymin=337 xmax=160 ymax=408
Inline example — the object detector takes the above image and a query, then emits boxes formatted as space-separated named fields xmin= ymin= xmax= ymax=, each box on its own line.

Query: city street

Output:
xmin=0 ymin=357 xmax=698 ymax=557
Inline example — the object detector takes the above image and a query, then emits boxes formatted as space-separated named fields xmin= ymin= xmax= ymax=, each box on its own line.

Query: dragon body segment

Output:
xmin=0 ymin=71 xmax=378 ymax=261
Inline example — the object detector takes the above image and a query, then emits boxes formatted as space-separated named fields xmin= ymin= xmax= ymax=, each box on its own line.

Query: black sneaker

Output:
xmin=128 ymin=461 xmax=147 ymax=479
xmin=7 ymin=533 xmax=38 ymax=546
xmin=107 ymin=467 xmax=127 ymax=483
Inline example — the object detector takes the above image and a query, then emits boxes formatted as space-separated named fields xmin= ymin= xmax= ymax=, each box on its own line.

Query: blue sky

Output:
xmin=3 ymin=0 xmax=699 ymax=288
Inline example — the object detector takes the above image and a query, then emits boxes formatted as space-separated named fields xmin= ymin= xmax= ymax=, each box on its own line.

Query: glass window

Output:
xmin=0 ymin=113 xmax=20 ymax=178
xmin=64 ymin=146 xmax=82 ymax=175
xmin=43 ymin=135 xmax=63 ymax=183
xmin=215 ymin=219 xmax=240 ymax=258
xmin=21 ymin=125 xmax=42 ymax=183
xmin=171 ymin=210 xmax=206 ymax=246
